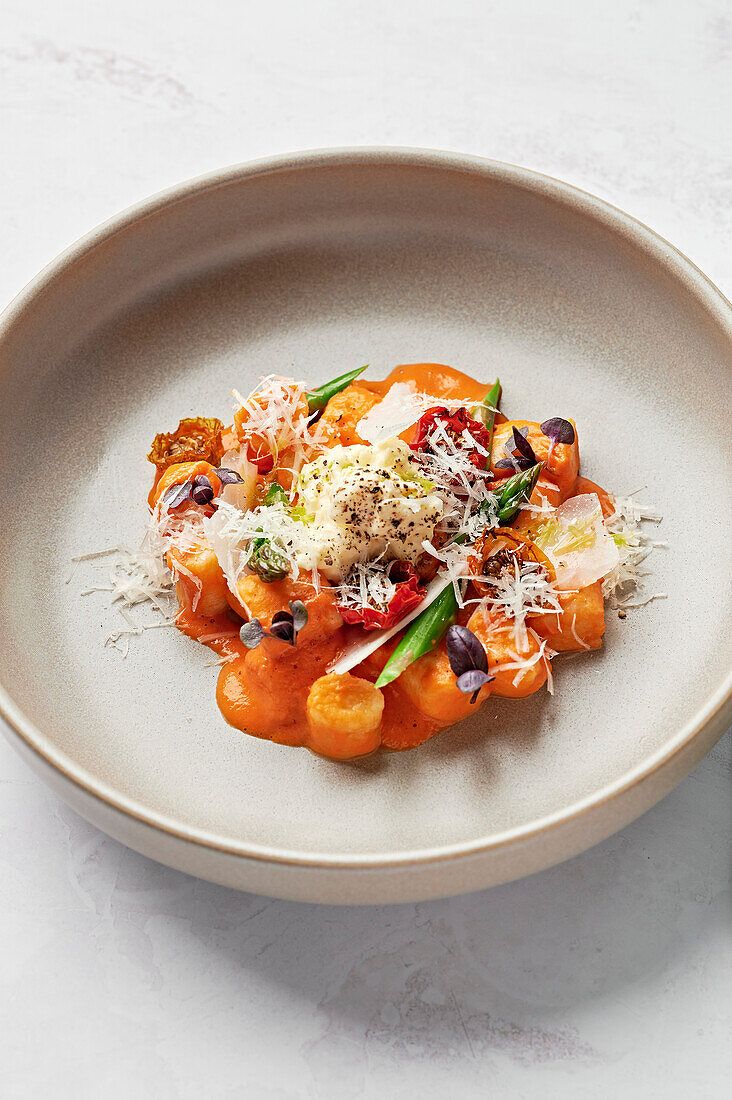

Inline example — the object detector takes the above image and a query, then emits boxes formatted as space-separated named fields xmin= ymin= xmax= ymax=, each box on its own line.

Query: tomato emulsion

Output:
xmin=150 ymin=363 xmax=609 ymax=759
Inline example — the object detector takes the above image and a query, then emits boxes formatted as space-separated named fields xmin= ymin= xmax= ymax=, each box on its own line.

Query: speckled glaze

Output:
xmin=0 ymin=149 xmax=730 ymax=904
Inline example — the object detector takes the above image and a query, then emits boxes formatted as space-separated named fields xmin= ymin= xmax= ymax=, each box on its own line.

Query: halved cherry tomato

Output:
xmin=246 ymin=443 xmax=275 ymax=474
xmin=338 ymin=561 xmax=426 ymax=630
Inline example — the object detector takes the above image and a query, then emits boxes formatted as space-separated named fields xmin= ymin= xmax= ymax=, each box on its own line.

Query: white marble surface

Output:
xmin=1 ymin=1 xmax=730 ymax=1096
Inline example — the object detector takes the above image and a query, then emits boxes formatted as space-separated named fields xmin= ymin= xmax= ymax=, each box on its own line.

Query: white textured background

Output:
xmin=1 ymin=1 xmax=730 ymax=1096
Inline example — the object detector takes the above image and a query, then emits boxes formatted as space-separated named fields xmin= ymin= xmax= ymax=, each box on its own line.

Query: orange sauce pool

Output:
xmin=165 ymin=363 xmax=601 ymax=757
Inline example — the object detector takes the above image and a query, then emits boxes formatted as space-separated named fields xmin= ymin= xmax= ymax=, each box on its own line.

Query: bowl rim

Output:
xmin=1 ymin=145 xmax=730 ymax=870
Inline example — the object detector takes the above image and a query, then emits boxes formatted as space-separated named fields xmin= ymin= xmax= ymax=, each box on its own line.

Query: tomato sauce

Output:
xmin=160 ymin=363 xmax=605 ymax=758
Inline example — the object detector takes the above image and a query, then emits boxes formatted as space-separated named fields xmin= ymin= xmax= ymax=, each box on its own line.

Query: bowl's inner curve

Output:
xmin=0 ymin=159 xmax=729 ymax=859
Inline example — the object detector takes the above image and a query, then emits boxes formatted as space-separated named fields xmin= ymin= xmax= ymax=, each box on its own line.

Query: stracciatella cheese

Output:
xmin=295 ymin=439 xmax=443 ymax=580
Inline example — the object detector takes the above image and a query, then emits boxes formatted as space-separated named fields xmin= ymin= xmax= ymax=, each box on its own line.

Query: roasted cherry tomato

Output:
xmin=338 ymin=561 xmax=426 ymax=631
xmin=410 ymin=406 xmax=491 ymax=472
xmin=468 ymin=527 xmax=555 ymax=598
xmin=148 ymin=417 xmax=224 ymax=471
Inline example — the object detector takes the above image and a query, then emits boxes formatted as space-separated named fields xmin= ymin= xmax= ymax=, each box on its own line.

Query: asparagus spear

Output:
xmin=489 ymin=462 xmax=543 ymax=524
xmin=306 ymin=365 xmax=368 ymax=412
xmin=375 ymin=462 xmax=542 ymax=688
xmin=471 ymin=377 xmax=501 ymax=459
xmin=375 ymin=583 xmax=459 ymax=688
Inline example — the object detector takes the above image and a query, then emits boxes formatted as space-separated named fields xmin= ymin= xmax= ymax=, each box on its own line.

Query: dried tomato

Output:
xmin=148 ymin=417 xmax=225 ymax=471
xmin=410 ymin=406 xmax=491 ymax=471
xmin=338 ymin=561 xmax=426 ymax=631
xmin=468 ymin=528 xmax=555 ymax=598
xmin=414 ymin=528 xmax=451 ymax=583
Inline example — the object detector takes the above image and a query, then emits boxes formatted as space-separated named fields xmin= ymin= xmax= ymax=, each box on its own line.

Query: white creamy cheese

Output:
xmin=295 ymin=439 xmax=444 ymax=580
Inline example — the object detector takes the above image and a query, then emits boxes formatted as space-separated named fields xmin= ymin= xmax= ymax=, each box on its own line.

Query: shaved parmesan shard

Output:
xmin=328 ymin=573 xmax=454 ymax=675
xmin=355 ymin=383 xmax=478 ymax=444
xmin=533 ymin=493 xmax=618 ymax=591
xmin=202 ymin=504 xmax=248 ymax=598
xmin=219 ymin=446 xmax=259 ymax=512
xmin=355 ymin=384 xmax=425 ymax=443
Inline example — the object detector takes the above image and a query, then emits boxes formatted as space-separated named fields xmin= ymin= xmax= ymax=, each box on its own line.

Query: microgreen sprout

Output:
xmin=239 ymin=599 xmax=309 ymax=649
xmin=190 ymin=475 xmax=214 ymax=506
xmin=215 ymin=467 xmax=246 ymax=485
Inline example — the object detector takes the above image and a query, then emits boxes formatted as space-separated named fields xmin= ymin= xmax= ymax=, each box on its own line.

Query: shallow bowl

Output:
xmin=0 ymin=148 xmax=730 ymax=903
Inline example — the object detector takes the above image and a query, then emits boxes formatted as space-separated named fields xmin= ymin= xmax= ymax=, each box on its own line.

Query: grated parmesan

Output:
xmin=355 ymin=382 xmax=486 ymax=444
xmin=203 ymin=499 xmax=320 ymax=596
xmin=71 ymin=498 xmax=209 ymax=654
xmin=72 ymin=372 xmax=666 ymax=676
xmin=232 ymin=374 xmax=327 ymax=481
xmin=467 ymin=557 xmax=563 ymax=654
xmin=602 ymin=491 xmax=666 ymax=609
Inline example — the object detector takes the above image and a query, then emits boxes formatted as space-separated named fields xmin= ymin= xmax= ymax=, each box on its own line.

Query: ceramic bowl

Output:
xmin=0 ymin=149 xmax=730 ymax=903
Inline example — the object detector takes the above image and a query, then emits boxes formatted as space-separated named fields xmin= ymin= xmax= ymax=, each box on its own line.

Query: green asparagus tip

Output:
xmin=375 ymin=584 xmax=459 ymax=689
xmin=306 ymin=365 xmax=368 ymax=412
xmin=472 ymin=377 xmax=502 ymax=433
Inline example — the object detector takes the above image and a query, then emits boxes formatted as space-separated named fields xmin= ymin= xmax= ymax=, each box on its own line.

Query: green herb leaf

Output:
xmin=494 ymin=462 xmax=543 ymax=523
xmin=247 ymin=540 xmax=290 ymax=583
xmin=264 ymin=482 xmax=289 ymax=507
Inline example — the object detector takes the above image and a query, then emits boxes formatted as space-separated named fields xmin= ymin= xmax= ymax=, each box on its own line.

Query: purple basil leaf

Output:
xmin=500 ymin=428 xmax=535 ymax=471
xmin=271 ymin=610 xmax=293 ymax=626
xmin=215 ymin=467 xmax=245 ymax=485
xmin=446 ymin=624 xmax=488 ymax=677
xmin=456 ymin=668 xmax=493 ymax=703
xmin=289 ymin=600 xmax=309 ymax=635
xmin=240 ymin=620 xmax=264 ymax=649
xmin=500 ymin=446 xmax=532 ymax=471
xmin=268 ymin=613 xmax=296 ymax=644
xmin=540 ymin=417 xmax=575 ymax=445
xmin=511 ymin=426 xmax=537 ymax=464
xmin=191 ymin=475 xmax=214 ymax=506
xmin=161 ymin=480 xmax=193 ymax=510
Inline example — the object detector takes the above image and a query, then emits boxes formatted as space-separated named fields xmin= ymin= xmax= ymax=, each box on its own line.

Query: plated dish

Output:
xmin=107 ymin=361 xmax=662 ymax=760
xmin=0 ymin=149 xmax=729 ymax=903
